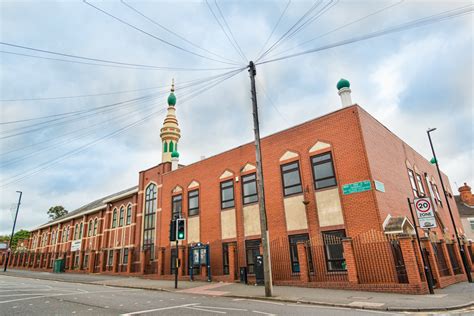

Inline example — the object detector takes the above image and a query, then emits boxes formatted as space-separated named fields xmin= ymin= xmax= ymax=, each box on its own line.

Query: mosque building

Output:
xmin=4 ymin=79 xmax=472 ymax=294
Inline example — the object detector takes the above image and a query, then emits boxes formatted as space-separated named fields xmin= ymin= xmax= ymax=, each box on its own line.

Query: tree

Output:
xmin=47 ymin=205 xmax=68 ymax=220
xmin=11 ymin=229 xmax=30 ymax=250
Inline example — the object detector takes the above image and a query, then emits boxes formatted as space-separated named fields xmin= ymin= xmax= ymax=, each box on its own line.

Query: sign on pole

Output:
xmin=414 ymin=197 xmax=437 ymax=229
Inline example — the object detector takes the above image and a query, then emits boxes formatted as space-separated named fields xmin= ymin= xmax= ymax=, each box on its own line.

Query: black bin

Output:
xmin=255 ymin=255 xmax=264 ymax=285
xmin=239 ymin=267 xmax=248 ymax=284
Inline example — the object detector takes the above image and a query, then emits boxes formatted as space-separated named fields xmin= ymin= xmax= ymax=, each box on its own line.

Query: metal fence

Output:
xmin=431 ymin=242 xmax=450 ymax=277
xmin=446 ymin=243 xmax=462 ymax=275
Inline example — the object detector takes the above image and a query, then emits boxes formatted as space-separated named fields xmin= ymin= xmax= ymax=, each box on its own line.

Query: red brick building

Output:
xmin=6 ymin=80 xmax=473 ymax=294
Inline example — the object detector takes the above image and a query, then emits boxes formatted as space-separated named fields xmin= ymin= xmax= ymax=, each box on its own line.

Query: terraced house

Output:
xmin=5 ymin=80 xmax=473 ymax=294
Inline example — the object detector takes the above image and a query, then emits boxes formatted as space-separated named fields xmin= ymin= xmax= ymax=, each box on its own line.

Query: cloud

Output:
xmin=0 ymin=1 xmax=472 ymax=234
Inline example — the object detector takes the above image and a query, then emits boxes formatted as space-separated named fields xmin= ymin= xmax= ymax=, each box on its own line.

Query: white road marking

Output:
xmin=252 ymin=311 xmax=276 ymax=316
xmin=185 ymin=306 xmax=227 ymax=314
xmin=199 ymin=306 xmax=247 ymax=311
xmin=233 ymin=298 xmax=284 ymax=306
xmin=121 ymin=303 xmax=201 ymax=315
xmin=0 ymin=288 xmax=139 ymax=304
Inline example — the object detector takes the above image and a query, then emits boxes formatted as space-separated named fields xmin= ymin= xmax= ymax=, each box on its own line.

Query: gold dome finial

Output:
xmin=171 ymin=78 xmax=175 ymax=92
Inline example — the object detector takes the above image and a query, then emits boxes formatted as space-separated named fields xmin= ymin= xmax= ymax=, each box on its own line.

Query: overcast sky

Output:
xmin=0 ymin=0 xmax=472 ymax=235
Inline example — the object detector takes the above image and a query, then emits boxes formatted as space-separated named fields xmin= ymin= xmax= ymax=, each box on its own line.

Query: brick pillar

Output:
xmin=296 ymin=242 xmax=309 ymax=283
xmin=439 ymin=240 xmax=454 ymax=276
xmin=68 ymin=252 xmax=74 ymax=270
xmin=157 ymin=248 xmax=163 ymax=276
xmin=113 ymin=249 xmax=119 ymax=273
xmin=228 ymin=244 xmax=236 ymax=281
xmin=79 ymin=251 xmax=84 ymax=270
xmin=127 ymin=248 xmax=133 ymax=273
xmin=178 ymin=246 xmax=185 ymax=277
xmin=421 ymin=238 xmax=441 ymax=286
xmin=398 ymin=235 xmax=422 ymax=285
xmin=88 ymin=252 xmax=95 ymax=273
xmin=342 ymin=238 xmax=359 ymax=284
xmin=0 ymin=253 xmax=4 ymax=265
xmin=140 ymin=251 xmax=146 ymax=274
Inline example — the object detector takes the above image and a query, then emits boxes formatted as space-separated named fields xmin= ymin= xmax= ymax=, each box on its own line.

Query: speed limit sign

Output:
xmin=414 ymin=198 xmax=437 ymax=229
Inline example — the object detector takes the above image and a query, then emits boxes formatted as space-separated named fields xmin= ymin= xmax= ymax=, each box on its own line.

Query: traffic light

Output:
xmin=176 ymin=218 xmax=186 ymax=240
xmin=169 ymin=219 xmax=176 ymax=242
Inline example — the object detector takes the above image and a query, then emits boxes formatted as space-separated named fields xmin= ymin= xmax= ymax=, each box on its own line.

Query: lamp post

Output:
xmin=3 ymin=191 xmax=22 ymax=272
xmin=427 ymin=128 xmax=472 ymax=283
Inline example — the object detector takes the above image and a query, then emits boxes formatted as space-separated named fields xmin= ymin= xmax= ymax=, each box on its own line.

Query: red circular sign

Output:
xmin=415 ymin=198 xmax=431 ymax=212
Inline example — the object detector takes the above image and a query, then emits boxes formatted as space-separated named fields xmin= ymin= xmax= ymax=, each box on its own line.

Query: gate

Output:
xmin=389 ymin=238 xmax=408 ymax=283
xmin=93 ymin=252 xmax=101 ymax=273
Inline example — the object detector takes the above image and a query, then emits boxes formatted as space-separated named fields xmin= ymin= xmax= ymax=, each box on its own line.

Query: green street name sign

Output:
xmin=342 ymin=180 xmax=372 ymax=195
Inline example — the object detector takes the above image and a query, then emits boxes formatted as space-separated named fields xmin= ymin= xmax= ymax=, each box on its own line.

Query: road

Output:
xmin=0 ymin=275 xmax=473 ymax=315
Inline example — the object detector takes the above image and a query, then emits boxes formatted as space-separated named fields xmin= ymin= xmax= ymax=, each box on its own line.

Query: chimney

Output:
xmin=336 ymin=78 xmax=353 ymax=107
xmin=458 ymin=182 xmax=473 ymax=205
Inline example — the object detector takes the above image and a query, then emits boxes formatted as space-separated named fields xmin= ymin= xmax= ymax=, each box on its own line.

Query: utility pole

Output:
xmin=4 ymin=191 xmax=22 ymax=272
xmin=427 ymin=128 xmax=472 ymax=283
xmin=248 ymin=61 xmax=273 ymax=297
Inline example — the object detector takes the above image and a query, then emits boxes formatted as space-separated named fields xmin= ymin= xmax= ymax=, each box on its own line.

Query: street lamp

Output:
xmin=426 ymin=128 xmax=472 ymax=283
xmin=3 ymin=191 xmax=22 ymax=272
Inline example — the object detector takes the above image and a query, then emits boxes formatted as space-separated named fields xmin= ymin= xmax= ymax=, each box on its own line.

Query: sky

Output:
xmin=0 ymin=0 xmax=472 ymax=235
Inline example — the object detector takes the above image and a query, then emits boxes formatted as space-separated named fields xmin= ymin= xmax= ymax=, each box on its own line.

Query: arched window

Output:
xmin=52 ymin=231 xmax=56 ymax=244
xmin=119 ymin=206 xmax=125 ymax=227
xmin=112 ymin=209 xmax=117 ymax=228
xmin=169 ymin=141 xmax=174 ymax=152
xmin=66 ymin=226 xmax=70 ymax=241
xmin=163 ymin=142 xmax=168 ymax=152
xmin=74 ymin=224 xmax=79 ymax=240
xmin=88 ymin=220 xmax=93 ymax=236
xmin=143 ymin=183 xmax=157 ymax=259
xmin=93 ymin=218 xmax=98 ymax=236
xmin=126 ymin=204 xmax=132 ymax=225
xmin=79 ymin=222 xmax=83 ymax=239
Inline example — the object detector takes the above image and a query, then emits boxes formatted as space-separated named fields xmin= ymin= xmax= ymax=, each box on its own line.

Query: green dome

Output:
xmin=337 ymin=78 xmax=350 ymax=90
xmin=167 ymin=92 xmax=176 ymax=106
xmin=171 ymin=150 xmax=179 ymax=158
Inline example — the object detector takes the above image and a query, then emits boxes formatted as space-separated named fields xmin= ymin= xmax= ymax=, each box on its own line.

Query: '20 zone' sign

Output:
xmin=414 ymin=198 xmax=437 ymax=229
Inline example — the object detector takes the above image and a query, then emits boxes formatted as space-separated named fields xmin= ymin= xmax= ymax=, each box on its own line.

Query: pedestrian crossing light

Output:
xmin=176 ymin=218 xmax=186 ymax=240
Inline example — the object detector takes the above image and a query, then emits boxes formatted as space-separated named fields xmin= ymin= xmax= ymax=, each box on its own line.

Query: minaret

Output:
xmin=337 ymin=78 xmax=353 ymax=107
xmin=160 ymin=79 xmax=181 ymax=164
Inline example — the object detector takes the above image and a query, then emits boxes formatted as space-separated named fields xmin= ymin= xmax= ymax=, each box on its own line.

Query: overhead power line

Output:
xmin=214 ymin=0 xmax=248 ymax=62
xmin=120 ymin=0 xmax=240 ymax=65
xmin=83 ymin=0 xmax=240 ymax=66
xmin=255 ymin=0 xmax=291 ymax=60
xmin=0 ymin=68 xmax=241 ymax=125
xmin=266 ymin=0 xmax=405 ymax=59
xmin=1 ymin=67 xmax=245 ymax=188
xmin=205 ymin=0 xmax=247 ymax=63
xmin=257 ymin=4 xmax=473 ymax=65
xmin=0 ymin=44 xmax=238 ymax=72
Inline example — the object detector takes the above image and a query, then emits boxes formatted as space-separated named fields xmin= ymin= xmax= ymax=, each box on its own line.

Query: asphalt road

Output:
xmin=0 ymin=275 xmax=472 ymax=316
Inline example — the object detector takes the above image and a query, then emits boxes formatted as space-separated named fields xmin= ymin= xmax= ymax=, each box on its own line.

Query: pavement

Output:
xmin=3 ymin=269 xmax=474 ymax=313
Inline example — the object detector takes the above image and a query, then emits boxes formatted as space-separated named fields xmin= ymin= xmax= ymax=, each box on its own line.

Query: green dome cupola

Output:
xmin=167 ymin=78 xmax=177 ymax=106
xmin=337 ymin=78 xmax=350 ymax=90
xmin=171 ymin=150 xmax=179 ymax=158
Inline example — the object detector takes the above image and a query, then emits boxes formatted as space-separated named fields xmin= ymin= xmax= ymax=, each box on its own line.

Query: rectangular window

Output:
xmin=83 ymin=254 xmax=89 ymax=269
xmin=123 ymin=248 xmax=129 ymax=265
xmin=74 ymin=253 xmax=79 ymax=268
xmin=188 ymin=190 xmax=199 ymax=216
xmin=288 ymin=234 xmax=314 ymax=273
xmin=108 ymin=250 xmax=113 ymax=266
xmin=322 ymin=230 xmax=346 ymax=272
xmin=311 ymin=152 xmax=337 ymax=189
xmin=172 ymin=195 xmax=182 ymax=219
xmin=281 ymin=162 xmax=303 ymax=196
xmin=432 ymin=183 xmax=442 ymax=206
xmin=242 ymin=173 xmax=258 ymax=205
xmin=416 ymin=174 xmax=425 ymax=196
xmin=469 ymin=220 xmax=474 ymax=231
xmin=223 ymin=243 xmax=229 ymax=275
xmin=408 ymin=169 xmax=419 ymax=197
xmin=220 ymin=180 xmax=235 ymax=209
xmin=245 ymin=239 xmax=261 ymax=274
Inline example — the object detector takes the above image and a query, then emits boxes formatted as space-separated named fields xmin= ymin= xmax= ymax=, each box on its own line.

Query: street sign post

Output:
xmin=414 ymin=197 xmax=437 ymax=229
